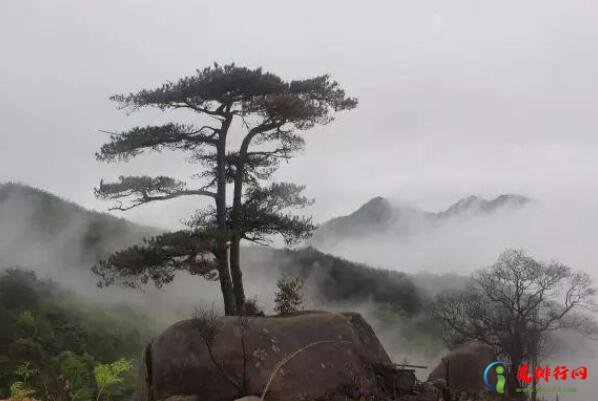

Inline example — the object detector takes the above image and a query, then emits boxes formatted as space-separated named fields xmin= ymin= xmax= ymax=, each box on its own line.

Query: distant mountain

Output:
xmin=311 ymin=194 xmax=531 ymax=245
xmin=435 ymin=194 xmax=530 ymax=218
xmin=0 ymin=183 xmax=460 ymax=368
xmin=0 ymin=182 xmax=462 ymax=316
xmin=318 ymin=196 xmax=397 ymax=236
xmin=0 ymin=182 xmax=156 ymax=268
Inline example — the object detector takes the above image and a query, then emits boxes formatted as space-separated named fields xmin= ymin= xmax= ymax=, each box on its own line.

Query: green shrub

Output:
xmin=274 ymin=276 xmax=303 ymax=315
xmin=10 ymin=381 xmax=35 ymax=401
xmin=94 ymin=358 xmax=133 ymax=401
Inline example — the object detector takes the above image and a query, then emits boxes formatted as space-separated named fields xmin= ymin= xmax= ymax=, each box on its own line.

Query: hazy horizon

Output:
xmin=2 ymin=1 xmax=598 ymax=234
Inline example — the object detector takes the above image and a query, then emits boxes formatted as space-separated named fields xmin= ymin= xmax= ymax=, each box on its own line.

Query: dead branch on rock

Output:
xmin=193 ymin=306 xmax=240 ymax=389
xmin=260 ymin=340 xmax=352 ymax=401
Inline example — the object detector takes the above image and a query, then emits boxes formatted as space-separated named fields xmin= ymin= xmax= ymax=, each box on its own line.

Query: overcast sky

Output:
xmin=2 ymin=0 xmax=598 ymax=229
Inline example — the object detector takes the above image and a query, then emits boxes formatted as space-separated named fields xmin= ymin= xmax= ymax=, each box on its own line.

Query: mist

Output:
xmin=308 ymin=194 xmax=598 ymax=400
xmin=3 ymin=0 xmax=598 ymax=229
xmin=2 ymin=185 xmax=597 ymax=399
xmin=315 ymin=195 xmax=598 ymax=278
xmin=2 ymin=1 xmax=598 ymax=399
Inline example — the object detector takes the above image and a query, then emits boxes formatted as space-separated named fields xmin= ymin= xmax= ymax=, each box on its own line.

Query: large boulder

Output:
xmin=136 ymin=312 xmax=392 ymax=401
xmin=427 ymin=341 xmax=497 ymax=394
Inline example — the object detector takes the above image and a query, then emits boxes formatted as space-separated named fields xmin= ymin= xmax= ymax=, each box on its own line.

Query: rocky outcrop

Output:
xmin=136 ymin=312 xmax=392 ymax=401
xmin=427 ymin=341 xmax=497 ymax=394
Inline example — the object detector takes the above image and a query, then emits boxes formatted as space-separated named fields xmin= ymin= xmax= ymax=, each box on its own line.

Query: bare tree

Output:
xmin=432 ymin=249 xmax=596 ymax=398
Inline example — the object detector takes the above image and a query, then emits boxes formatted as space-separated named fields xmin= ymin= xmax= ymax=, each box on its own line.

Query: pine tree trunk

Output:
xmin=228 ymin=130 xmax=257 ymax=313
xmin=215 ymin=247 xmax=236 ymax=315
xmin=215 ymin=116 xmax=236 ymax=316
xmin=229 ymin=156 xmax=246 ymax=312
xmin=230 ymin=235 xmax=245 ymax=312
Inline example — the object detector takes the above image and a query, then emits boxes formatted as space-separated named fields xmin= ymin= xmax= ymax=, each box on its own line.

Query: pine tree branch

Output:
xmin=96 ymin=123 xmax=219 ymax=162
xmin=95 ymin=176 xmax=216 ymax=211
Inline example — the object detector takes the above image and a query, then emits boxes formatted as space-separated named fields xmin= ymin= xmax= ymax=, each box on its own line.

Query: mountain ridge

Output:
xmin=0 ymin=182 xmax=466 ymax=315
xmin=312 ymin=193 xmax=531 ymax=245
xmin=0 ymin=181 xmax=157 ymax=267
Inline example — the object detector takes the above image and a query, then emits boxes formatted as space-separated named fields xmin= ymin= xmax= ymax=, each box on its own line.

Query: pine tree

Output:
xmin=274 ymin=276 xmax=304 ymax=315
xmin=93 ymin=63 xmax=356 ymax=315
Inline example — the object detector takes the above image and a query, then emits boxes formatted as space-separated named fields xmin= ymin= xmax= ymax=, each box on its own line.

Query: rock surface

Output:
xmin=427 ymin=341 xmax=497 ymax=394
xmin=136 ymin=312 xmax=392 ymax=401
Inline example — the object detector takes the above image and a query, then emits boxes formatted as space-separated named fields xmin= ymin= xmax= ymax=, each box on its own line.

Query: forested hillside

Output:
xmin=0 ymin=183 xmax=462 ymax=316
xmin=243 ymin=246 xmax=424 ymax=315
xmin=0 ymin=183 xmax=456 ymax=390
xmin=0 ymin=268 xmax=156 ymax=401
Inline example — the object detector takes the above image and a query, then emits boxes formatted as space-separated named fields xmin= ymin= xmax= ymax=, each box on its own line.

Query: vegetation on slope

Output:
xmin=0 ymin=268 xmax=156 ymax=401
xmin=271 ymin=247 xmax=423 ymax=316
xmin=0 ymin=183 xmax=155 ymax=266
xmin=0 ymin=183 xmax=453 ymax=378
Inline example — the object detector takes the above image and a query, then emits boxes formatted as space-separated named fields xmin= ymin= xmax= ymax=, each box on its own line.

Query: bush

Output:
xmin=10 ymin=381 xmax=35 ymax=401
xmin=243 ymin=297 xmax=264 ymax=317
xmin=94 ymin=358 xmax=133 ymax=401
xmin=274 ymin=276 xmax=303 ymax=315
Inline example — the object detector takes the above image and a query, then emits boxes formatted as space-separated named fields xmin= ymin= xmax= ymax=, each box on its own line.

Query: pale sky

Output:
xmin=2 ymin=0 xmax=598 ymax=229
